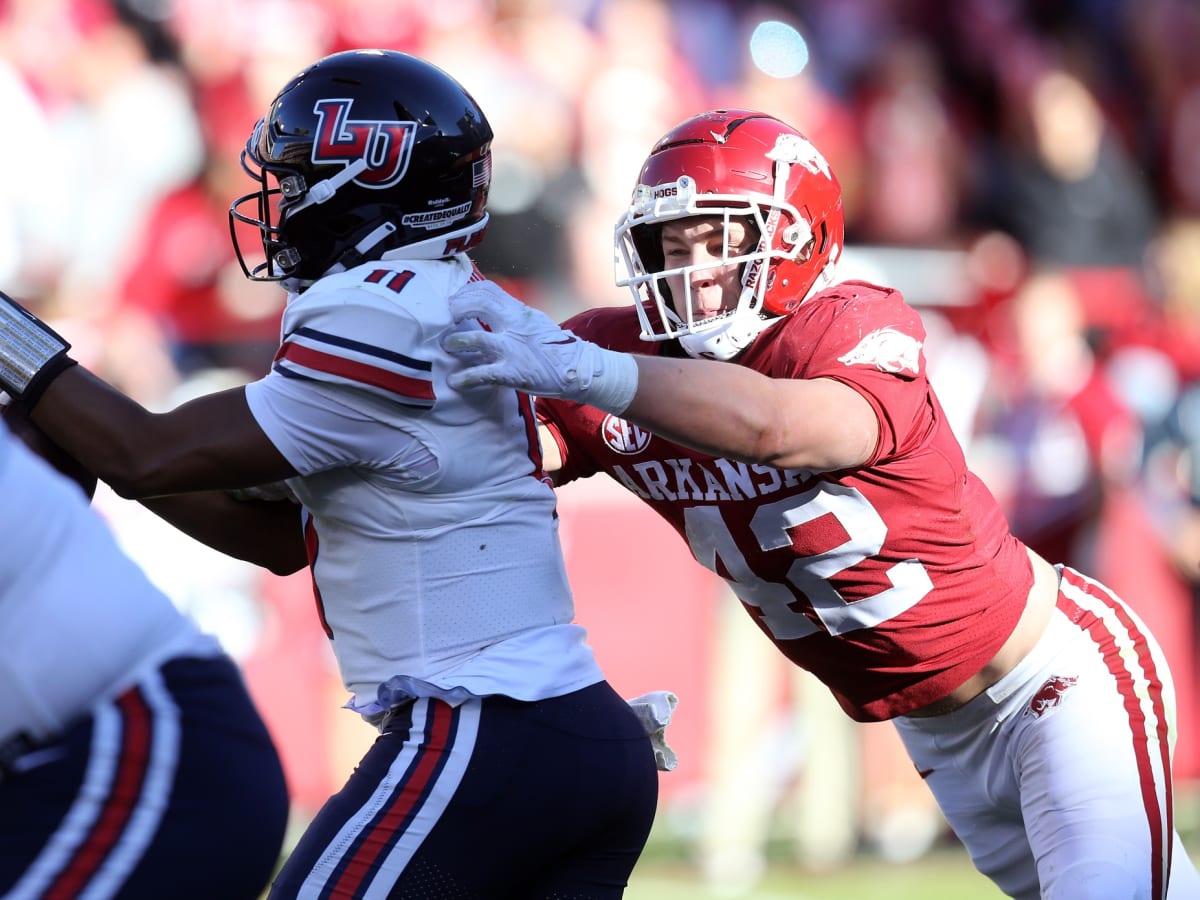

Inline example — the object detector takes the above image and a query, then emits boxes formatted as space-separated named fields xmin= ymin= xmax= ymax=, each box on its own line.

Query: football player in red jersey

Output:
xmin=443 ymin=109 xmax=1200 ymax=899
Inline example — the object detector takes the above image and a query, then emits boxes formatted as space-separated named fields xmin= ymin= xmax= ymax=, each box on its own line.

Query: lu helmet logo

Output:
xmin=310 ymin=98 xmax=416 ymax=188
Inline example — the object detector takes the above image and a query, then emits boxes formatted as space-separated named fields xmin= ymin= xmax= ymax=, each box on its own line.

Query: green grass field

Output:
xmin=622 ymin=804 xmax=1200 ymax=900
xmin=625 ymin=854 xmax=1006 ymax=900
xmin=623 ymin=832 xmax=1009 ymax=900
xmin=625 ymin=852 xmax=1006 ymax=900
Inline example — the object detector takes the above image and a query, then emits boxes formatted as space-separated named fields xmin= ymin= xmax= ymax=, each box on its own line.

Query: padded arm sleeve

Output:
xmin=0 ymin=291 xmax=77 ymax=408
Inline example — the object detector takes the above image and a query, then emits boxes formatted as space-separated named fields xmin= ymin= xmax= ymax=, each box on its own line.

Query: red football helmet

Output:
xmin=230 ymin=49 xmax=493 ymax=289
xmin=615 ymin=110 xmax=844 ymax=359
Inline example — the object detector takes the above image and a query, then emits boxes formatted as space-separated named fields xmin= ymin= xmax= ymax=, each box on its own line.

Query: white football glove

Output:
xmin=626 ymin=690 xmax=680 ymax=772
xmin=443 ymin=283 xmax=639 ymax=415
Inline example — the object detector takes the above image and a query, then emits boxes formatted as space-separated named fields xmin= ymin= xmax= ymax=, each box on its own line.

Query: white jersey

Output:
xmin=243 ymin=254 xmax=602 ymax=713
xmin=0 ymin=421 xmax=219 ymax=743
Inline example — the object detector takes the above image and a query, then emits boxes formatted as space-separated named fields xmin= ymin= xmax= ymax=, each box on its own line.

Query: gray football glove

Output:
xmin=443 ymin=282 xmax=639 ymax=415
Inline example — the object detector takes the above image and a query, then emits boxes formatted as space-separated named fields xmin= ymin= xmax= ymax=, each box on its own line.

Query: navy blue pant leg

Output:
xmin=0 ymin=654 xmax=289 ymax=900
xmin=272 ymin=680 xmax=658 ymax=900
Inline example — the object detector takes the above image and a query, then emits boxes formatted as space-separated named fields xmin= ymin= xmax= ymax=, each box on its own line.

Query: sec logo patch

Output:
xmin=601 ymin=415 xmax=651 ymax=455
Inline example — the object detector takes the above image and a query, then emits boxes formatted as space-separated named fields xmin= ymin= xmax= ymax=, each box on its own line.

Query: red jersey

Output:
xmin=538 ymin=281 xmax=1033 ymax=721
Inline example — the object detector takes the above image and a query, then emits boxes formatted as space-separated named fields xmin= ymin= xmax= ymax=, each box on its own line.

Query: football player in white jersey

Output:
xmin=441 ymin=110 xmax=1200 ymax=899
xmin=0 ymin=49 xmax=660 ymax=900
xmin=0 ymin=407 xmax=288 ymax=899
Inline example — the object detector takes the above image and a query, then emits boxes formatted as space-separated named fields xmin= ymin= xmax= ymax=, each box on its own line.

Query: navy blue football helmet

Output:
xmin=230 ymin=49 xmax=493 ymax=287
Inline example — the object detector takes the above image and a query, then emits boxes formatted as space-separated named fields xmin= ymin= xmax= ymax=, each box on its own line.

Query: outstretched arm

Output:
xmin=1 ymin=290 xmax=305 ymax=571
xmin=29 ymin=367 xmax=296 ymax=498
xmin=3 ymin=389 xmax=307 ymax=573
xmin=619 ymin=354 xmax=877 ymax=471
xmin=0 ymin=291 xmax=297 ymax=498
xmin=446 ymin=284 xmax=877 ymax=472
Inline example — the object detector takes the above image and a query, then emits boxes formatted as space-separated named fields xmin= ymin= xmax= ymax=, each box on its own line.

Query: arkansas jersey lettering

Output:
xmin=539 ymin=284 xmax=1035 ymax=721
xmin=611 ymin=457 xmax=811 ymax=502
xmin=311 ymin=98 xmax=415 ymax=188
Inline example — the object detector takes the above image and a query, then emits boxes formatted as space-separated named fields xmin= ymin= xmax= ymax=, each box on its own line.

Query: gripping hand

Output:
xmin=0 ymin=291 xmax=77 ymax=409
xmin=443 ymin=283 xmax=638 ymax=414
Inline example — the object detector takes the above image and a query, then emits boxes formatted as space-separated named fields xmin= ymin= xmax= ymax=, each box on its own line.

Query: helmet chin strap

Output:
xmin=328 ymin=221 xmax=401 ymax=273
xmin=677 ymin=312 xmax=780 ymax=361
xmin=280 ymin=220 xmax=399 ymax=291
xmin=283 ymin=158 xmax=371 ymax=217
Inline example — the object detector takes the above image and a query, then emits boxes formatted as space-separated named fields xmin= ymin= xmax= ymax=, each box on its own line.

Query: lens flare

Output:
xmin=749 ymin=20 xmax=809 ymax=79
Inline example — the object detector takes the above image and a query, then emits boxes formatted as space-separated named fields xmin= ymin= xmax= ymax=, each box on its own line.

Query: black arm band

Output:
xmin=21 ymin=353 xmax=77 ymax=412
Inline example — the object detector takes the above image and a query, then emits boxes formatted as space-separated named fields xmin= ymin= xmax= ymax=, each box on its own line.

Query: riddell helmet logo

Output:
xmin=601 ymin=414 xmax=652 ymax=455
xmin=311 ymin=99 xmax=416 ymax=188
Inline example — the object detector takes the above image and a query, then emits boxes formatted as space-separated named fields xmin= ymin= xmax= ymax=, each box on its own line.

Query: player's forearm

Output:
xmin=29 ymin=365 xmax=165 ymax=492
xmin=140 ymin=492 xmax=309 ymax=576
xmin=30 ymin=367 xmax=296 ymax=498
xmin=1 ymin=292 xmax=280 ymax=498
xmin=621 ymin=355 xmax=779 ymax=461
xmin=0 ymin=291 xmax=148 ymax=481
xmin=442 ymin=287 xmax=877 ymax=471
xmin=624 ymin=355 xmax=876 ymax=471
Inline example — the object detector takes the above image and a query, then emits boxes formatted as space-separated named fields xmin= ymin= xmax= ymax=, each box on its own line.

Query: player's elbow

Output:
xmin=100 ymin=448 xmax=186 ymax=500
xmin=262 ymin=554 xmax=308 ymax=577
xmin=762 ymin=381 xmax=878 ymax=471
xmin=746 ymin=420 xmax=796 ymax=467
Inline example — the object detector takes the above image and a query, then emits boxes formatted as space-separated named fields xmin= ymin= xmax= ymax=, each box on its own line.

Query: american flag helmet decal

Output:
xmin=472 ymin=155 xmax=491 ymax=188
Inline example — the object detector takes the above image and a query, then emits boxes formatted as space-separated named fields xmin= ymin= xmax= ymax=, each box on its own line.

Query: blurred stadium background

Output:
xmin=3 ymin=0 xmax=1199 ymax=896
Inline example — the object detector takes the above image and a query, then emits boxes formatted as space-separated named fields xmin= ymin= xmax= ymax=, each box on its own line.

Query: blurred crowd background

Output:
xmin=3 ymin=0 xmax=1199 ymax=894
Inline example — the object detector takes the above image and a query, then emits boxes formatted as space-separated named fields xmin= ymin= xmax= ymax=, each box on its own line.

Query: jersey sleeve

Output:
xmin=536 ymin=397 xmax=596 ymax=485
xmin=782 ymin=283 xmax=933 ymax=463
xmin=245 ymin=284 xmax=443 ymax=477
xmin=272 ymin=292 xmax=439 ymax=410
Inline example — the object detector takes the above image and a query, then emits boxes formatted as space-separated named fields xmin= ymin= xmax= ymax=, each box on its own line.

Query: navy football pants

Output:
xmin=271 ymin=681 xmax=659 ymax=900
xmin=0 ymin=654 xmax=289 ymax=899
